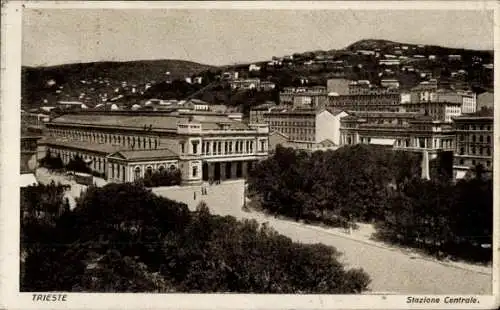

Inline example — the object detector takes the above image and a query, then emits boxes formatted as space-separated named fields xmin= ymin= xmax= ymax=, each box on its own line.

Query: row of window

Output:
xmin=131 ymin=164 xmax=177 ymax=181
xmin=268 ymin=120 xmax=315 ymax=127
xmin=456 ymin=124 xmax=492 ymax=131
xmin=49 ymin=128 xmax=158 ymax=149
xmin=457 ymin=159 xmax=492 ymax=168
xmin=271 ymin=126 xmax=314 ymax=135
xmin=459 ymin=134 xmax=492 ymax=143
xmin=181 ymin=139 xmax=266 ymax=155
xmin=49 ymin=149 xmax=106 ymax=172
xmin=459 ymin=146 xmax=492 ymax=156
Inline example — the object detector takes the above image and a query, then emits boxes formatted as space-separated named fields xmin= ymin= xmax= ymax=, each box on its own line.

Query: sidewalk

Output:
xmin=254 ymin=211 xmax=491 ymax=275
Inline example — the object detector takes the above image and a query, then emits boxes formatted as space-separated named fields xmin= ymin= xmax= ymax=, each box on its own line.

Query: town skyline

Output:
xmin=23 ymin=9 xmax=494 ymax=67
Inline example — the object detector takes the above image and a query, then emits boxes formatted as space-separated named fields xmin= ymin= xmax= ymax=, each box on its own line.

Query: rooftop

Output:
xmin=49 ymin=112 xmax=251 ymax=131
xmin=108 ymin=148 xmax=178 ymax=161
xmin=41 ymin=138 xmax=125 ymax=154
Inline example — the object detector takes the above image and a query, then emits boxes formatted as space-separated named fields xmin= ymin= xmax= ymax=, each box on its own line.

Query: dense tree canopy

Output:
xmin=249 ymin=145 xmax=492 ymax=262
xmin=21 ymin=183 xmax=371 ymax=293
xmin=248 ymin=145 xmax=422 ymax=224
xmin=139 ymin=168 xmax=182 ymax=187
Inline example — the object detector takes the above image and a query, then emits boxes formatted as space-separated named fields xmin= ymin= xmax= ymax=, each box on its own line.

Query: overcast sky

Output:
xmin=22 ymin=9 xmax=494 ymax=67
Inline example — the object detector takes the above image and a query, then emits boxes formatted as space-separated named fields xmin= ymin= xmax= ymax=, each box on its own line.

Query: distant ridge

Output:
xmin=344 ymin=39 xmax=493 ymax=54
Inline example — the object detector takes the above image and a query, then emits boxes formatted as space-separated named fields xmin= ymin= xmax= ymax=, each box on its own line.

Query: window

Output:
xmin=459 ymin=135 xmax=464 ymax=141
xmin=487 ymin=136 xmax=491 ymax=144
xmin=472 ymin=135 xmax=476 ymax=143
xmin=159 ymin=165 xmax=165 ymax=172
xmin=202 ymin=142 xmax=205 ymax=154
xmin=472 ymin=146 xmax=476 ymax=154
xmin=192 ymin=141 xmax=199 ymax=154
xmin=192 ymin=166 xmax=198 ymax=177
xmin=170 ymin=165 xmax=176 ymax=171
xmin=487 ymin=148 xmax=491 ymax=156
xmin=459 ymin=159 xmax=464 ymax=165
xmin=213 ymin=143 xmax=217 ymax=154
xmin=146 ymin=166 xmax=153 ymax=176
xmin=181 ymin=142 xmax=185 ymax=153
xmin=134 ymin=167 xmax=141 ymax=181
xmin=218 ymin=142 xmax=222 ymax=154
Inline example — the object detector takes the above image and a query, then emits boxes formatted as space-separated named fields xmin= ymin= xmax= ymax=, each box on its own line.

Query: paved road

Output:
xmin=154 ymin=180 xmax=492 ymax=295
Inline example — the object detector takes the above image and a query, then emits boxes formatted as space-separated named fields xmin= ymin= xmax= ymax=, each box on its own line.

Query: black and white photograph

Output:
xmin=1 ymin=1 xmax=498 ymax=309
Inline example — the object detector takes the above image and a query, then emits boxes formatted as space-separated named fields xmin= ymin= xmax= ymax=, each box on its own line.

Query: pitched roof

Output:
xmin=108 ymin=148 xmax=179 ymax=161
xmin=270 ymin=130 xmax=289 ymax=139
xmin=50 ymin=113 xmax=251 ymax=131
xmin=41 ymin=138 xmax=124 ymax=154
xmin=51 ymin=114 xmax=187 ymax=131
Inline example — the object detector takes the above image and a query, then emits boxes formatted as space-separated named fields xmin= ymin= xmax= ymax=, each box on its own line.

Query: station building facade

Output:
xmin=41 ymin=112 xmax=269 ymax=185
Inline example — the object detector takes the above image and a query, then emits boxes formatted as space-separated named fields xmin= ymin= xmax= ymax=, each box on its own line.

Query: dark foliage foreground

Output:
xmin=21 ymin=183 xmax=371 ymax=293
xmin=249 ymin=145 xmax=492 ymax=263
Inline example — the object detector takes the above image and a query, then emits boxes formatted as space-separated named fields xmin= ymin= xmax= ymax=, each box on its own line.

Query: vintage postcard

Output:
xmin=1 ymin=1 xmax=499 ymax=309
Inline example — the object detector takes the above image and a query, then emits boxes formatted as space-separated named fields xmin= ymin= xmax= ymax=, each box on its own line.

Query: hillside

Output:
xmin=22 ymin=39 xmax=494 ymax=111
xmin=21 ymin=59 xmax=216 ymax=107
xmin=345 ymin=39 xmax=493 ymax=59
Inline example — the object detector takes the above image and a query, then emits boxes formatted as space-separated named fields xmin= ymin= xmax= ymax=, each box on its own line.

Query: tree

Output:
xmin=66 ymin=155 xmax=91 ymax=173
xmin=21 ymin=182 xmax=371 ymax=293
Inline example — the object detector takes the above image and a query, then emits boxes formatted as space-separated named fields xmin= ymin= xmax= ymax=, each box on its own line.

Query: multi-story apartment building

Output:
xmin=340 ymin=113 xmax=456 ymax=179
xmin=249 ymin=103 xmax=281 ymax=124
xmin=400 ymin=101 xmax=462 ymax=123
xmin=279 ymin=86 xmax=328 ymax=108
xmin=400 ymin=82 xmax=476 ymax=118
xmin=262 ymin=108 xmax=348 ymax=148
xmin=452 ymin=115 xmax=494 ymax=178
xmin=327 ymin=91 xmax=401 ymax=112
xmin=41 ymin=111 xmax=269 ymax=185
xmin=348 ymin=80 xmax=372 ymax=94
xmin=325 ymin=80 xmax=401 ymax=112
xmin=229 ymin=78 xmax=276 ymax=91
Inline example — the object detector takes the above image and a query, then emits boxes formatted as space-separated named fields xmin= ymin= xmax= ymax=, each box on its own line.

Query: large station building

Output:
xmin=40 ymin=112 xmax=270 ymax=185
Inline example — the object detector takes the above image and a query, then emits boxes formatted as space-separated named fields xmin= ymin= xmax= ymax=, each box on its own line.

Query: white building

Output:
xmin=42 ymin=112 xmax=270 ymax=185
xmin=249 ymin=64 xmax=261 ymax=71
